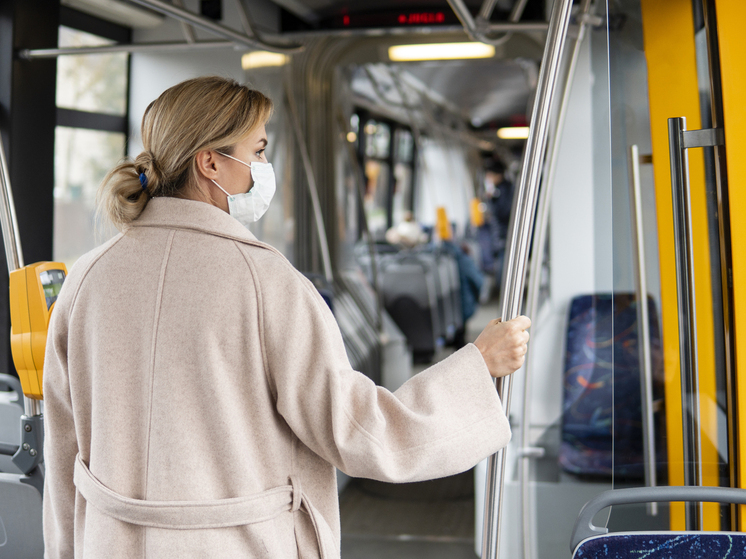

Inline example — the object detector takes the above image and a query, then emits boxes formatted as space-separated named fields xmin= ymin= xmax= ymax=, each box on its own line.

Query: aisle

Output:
xmin=339 ymin=299 xmax=501 ymax=558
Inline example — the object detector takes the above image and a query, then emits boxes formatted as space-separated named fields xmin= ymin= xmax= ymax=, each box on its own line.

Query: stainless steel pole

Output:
xmin=518 ymin=1 xmax=592 ymax=555
xmin=628 ymin=144 xmax=658 ymax=516
xmin=667 ymin=117 xmax=702 ymax=530
xmin=481 ymin=0 xmax=575 ymax=557
xmin=20 ymin=41 xmax=235 ymax=58
xmin=0 ymin=129 xmax=40 ymax=417
xmin=284 ymin=83 xmax=334 ymax=284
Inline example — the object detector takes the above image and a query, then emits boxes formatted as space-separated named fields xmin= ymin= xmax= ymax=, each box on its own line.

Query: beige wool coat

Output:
xmin=42 ymin=197 xmax=511 ymax=558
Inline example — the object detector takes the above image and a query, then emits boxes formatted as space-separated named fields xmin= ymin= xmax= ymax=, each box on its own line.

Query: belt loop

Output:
xmin=290 ymin=476 xmax=302 ymax=512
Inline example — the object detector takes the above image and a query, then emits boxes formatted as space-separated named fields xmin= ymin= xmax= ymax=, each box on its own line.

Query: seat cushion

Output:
xmin=573 ymin=532 xmax=746 ymax=558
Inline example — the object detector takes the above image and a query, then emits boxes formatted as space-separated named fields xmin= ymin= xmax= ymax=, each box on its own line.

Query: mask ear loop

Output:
xmin=211 ymin=179 xmax=231 ymax=198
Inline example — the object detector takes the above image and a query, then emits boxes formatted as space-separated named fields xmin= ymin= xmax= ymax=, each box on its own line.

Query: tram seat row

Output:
xmin=356 ymin=244 xmax=463 ymax=361
xmin=306 ymin=270 xmax=412 ymax=391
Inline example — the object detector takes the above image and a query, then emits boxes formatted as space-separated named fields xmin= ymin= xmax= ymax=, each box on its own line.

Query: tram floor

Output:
xmin=339 ymin=472 xmax=478 ymax=559
xmin=339 ymin=298 xmax=499 ymax=558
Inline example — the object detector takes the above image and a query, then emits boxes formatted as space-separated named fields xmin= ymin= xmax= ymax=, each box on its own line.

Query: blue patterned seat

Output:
xmin=571 ymin=487 xmax=746 ymax=558
xmin=573 ymin=532 xmax=746 ymax=558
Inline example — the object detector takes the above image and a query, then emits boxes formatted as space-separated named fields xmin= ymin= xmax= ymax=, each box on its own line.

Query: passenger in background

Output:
xmin=478 ymin=158 xmax=514 ymax=283
xmin=384 ymin=210 xmax=427 ymax=248
xmin=442 ymin=241 xmax=484 ymax=349
xmin=43 ymin=76 xmax=531 ymax=559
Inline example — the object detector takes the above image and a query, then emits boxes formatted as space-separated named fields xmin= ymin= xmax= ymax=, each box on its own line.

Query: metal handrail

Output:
xmin=481 ymin=0 xmax=575 ymax=557
xmin=517 ymin=1 xmax=592 ymax=556
xmin=127 ymin=0 xmax=303 ymax=53
xmin=335 ymin=110 xmax=384 ymax=335
xmin=20 ymin=41 xmax=235 ymax=58
xmin=668 ymin=116 xmax=702 ymax=530
xmin=667 ymin=117 xmax=724 ymax=529
xmin=0 ymin=128 xmax=41 ymax=418
xmin=447 ymin=0 xmax=534 ymax=45
xmin=284 ymin=81 xmax=334 ymax=284
xmin=628 ymin=144 xmax=658 ymax=516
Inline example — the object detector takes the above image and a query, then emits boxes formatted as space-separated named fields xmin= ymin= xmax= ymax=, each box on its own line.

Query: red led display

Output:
xmin=327 ymin=10 xmax=455 ymax=30
xmin=398 ymin=12 xmax=446 ymax=25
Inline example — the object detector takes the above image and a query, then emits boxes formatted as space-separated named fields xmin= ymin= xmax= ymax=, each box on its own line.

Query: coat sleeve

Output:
xmin=42 ymin=297 xmax=78 ymax=559
xmin=252 ymin=253 xmax=511 ymax=483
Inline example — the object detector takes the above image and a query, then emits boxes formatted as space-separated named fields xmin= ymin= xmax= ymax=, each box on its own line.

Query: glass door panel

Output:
xmin=610 ymin=0 xmax=734 ymax=534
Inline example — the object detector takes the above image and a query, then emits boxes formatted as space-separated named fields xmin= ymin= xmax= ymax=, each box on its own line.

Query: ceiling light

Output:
xmin=347 ymin=132 xmax=357 ymax=143
xmin=388 ymin=42 xmax=495 ymax=62
xmin=242 ymin=51 xmax=288 ymax=70
xmin=497 ymin=126 xmax=530 ymax=140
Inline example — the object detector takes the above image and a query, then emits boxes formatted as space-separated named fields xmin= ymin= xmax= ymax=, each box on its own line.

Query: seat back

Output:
xmin=0 ymin=473 xmax=44 ymax=558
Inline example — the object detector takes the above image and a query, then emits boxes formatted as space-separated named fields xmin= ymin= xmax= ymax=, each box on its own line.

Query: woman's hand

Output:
xmin=473 ymin=315 xmax=531 ymax=378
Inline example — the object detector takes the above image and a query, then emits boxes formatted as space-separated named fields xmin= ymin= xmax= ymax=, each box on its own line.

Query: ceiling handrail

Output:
xmin=128 ymin=0 xmax=303 ymax=53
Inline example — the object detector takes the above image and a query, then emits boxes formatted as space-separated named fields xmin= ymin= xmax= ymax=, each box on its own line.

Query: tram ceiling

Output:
xmin=22 ymin=0 xmax=551 ymax=58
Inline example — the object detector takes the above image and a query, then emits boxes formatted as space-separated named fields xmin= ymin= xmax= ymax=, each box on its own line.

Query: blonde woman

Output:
xmin=43 ymin=76 xmax=530 ymax=558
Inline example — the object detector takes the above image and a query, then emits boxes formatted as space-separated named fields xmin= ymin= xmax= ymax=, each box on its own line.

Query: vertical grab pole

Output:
xmin=481 ymin=0 xmax=574 ymax=557
xmin=0 ymin=134 xmax=38 ymax=417
xmin=628 ymin=145 xmax=658 ymax=516
xmin=667 ymin=117 xmax=702 ymax=530
xmin=0 ymin=134 xmax=24 ymax=272
xmin=519 ymin=1 xmax=593 ymax=556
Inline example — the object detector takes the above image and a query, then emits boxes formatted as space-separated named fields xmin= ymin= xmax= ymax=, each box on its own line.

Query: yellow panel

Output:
xmin=640 ymin=0 xmax=719 ymax=530
xmin=714 ymin=0 xmax=746 ymax=529
xmin=9 ymin=262 xmax=67 ymax=400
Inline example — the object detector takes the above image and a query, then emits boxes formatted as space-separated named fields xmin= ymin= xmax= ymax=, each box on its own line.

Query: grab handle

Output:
xmin=667 ymin=117 xmax=723 ymax=529
xmin=627 ymin=145 xmax=658 ymax=515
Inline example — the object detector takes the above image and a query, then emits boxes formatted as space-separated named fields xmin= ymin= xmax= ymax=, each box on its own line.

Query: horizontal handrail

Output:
xmin=571 ymin=486 xmax=746 ymax=552
xmin=128 ymin=0 xmax=303 ymax=53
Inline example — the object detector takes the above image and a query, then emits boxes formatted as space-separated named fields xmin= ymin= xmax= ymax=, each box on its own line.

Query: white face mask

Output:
xmin=211 ymin=151 xmax=276 ymax=226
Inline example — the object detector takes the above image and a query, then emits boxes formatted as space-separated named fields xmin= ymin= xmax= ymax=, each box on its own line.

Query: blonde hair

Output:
xmin=98 ymin=76 xmax=273 ymax=228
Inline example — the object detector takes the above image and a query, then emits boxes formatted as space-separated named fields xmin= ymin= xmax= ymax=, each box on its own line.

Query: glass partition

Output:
xmin=608 ymin=0 xmax=733 ymax=537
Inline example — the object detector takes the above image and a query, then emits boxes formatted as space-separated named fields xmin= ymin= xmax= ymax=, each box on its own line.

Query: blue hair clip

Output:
xmin=139 ymin=172 xmax=148 ymax=191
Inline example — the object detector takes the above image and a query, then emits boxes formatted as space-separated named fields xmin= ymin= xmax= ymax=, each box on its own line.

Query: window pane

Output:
xmin=364 ymin=120 xmax=390 ymax=159
xmin=54 ymin=126 xmax=124 ymax=267
xmin=395 ymin=129 xmax=414 ymax=163
xmin=56 ymin=26 xmax=128 ymax=116
xmin=364 ymin=159 xmax=389 ymax=237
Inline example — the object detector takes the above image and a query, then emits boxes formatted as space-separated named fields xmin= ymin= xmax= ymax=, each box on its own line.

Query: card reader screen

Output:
xmin=40 ymin=269 xmax=66 ymax=309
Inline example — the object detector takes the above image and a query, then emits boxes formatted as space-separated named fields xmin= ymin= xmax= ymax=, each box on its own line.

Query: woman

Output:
xmin=43 ymin=76 xmax=530 ymax=558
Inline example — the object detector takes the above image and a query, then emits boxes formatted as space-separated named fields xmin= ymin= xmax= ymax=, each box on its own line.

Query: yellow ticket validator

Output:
xmin=10 ymin=262 xmax=67 ymax=400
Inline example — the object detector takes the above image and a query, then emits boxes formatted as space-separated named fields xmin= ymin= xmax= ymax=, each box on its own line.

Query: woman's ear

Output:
xmin=195 ymin=149 xmax=219 ymax=180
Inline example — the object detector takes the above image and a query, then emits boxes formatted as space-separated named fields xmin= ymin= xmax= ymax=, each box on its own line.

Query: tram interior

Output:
xmin=1 ymin=0 xmax=743 ymax=557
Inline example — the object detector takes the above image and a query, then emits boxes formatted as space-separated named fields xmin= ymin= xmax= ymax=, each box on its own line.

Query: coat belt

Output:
xmin=73 ymin=454 xmax=335 ymax=557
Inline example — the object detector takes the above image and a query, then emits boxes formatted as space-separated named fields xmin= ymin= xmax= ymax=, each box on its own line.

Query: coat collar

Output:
xmin=130 ymin=197 xmax=259 ymax=244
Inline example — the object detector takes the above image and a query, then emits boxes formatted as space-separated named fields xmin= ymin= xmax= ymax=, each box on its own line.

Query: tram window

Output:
xmin=395 ymin=128 xmax=414 ymax=163
xmin=392 ymin=163 xmax=412 ymax=226
xmin=56 ymin=26 xmax=128 ymax=116
xmin=350 ymin=113 xmax=360 ymax=145
xmin=53 ymin=127 xmax=124 ymax=266
xmin=364 ymin=160 xmax=390 ymax=235
xmin=364 ymin=120 xmax=390 ymax=159
xmin=392 ymin=129 xmax=415 ymax=225
xmin=53 ymin=16 xmax=130 ymax=268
